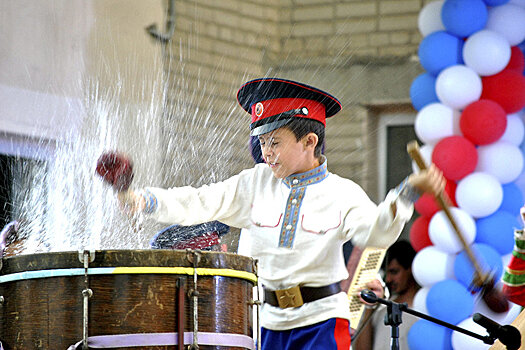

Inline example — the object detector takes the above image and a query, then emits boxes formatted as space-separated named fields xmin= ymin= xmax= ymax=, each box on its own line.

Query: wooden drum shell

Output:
xmin=0 ymin=250 xmax=256 ymax=350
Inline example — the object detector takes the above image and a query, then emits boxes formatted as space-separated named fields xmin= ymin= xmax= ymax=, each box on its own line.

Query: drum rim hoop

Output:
xmin=0 ymin=266 xmax=257 ymax=284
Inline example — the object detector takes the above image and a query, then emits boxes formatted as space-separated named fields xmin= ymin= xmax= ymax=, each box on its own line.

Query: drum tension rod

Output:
xmin=251 ymin=259 xmax=261 ymax=350
xmin=176 ymin=278 xmax=185 ymax=350
xmin=79 ymin=250 xmax=95 ymax=350
xmin=186 ymin=249 xmax=201 ymax=350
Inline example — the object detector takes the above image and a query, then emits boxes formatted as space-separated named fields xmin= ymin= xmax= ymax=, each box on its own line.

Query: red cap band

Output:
xmin=251 ymin=98 xmax=326 ymax=126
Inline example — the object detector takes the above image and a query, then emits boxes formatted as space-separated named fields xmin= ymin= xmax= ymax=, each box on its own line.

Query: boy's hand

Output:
xmin=117 ymin=190 xmax=146 ymax=216
xmin=407 ymin=164 xmax=445 ymax=198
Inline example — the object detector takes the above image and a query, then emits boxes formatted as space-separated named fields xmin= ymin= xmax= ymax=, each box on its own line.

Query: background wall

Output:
xmin=161 ymin=0 xmax=427 ymax=198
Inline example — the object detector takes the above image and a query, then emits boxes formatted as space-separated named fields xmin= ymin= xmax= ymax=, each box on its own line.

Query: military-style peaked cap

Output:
xmin=237 ymin=78 xmax=342 ymax=136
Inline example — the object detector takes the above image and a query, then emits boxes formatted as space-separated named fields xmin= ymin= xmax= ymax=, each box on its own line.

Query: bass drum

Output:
xmin=0 ymin=249 xmax=257 ymax=349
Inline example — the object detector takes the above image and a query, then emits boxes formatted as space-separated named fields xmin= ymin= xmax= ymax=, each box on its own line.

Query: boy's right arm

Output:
xmin=117 ymin=190 xmax=146 ymax=215
xmin=115 ymin=167 xmax=259 ymax=228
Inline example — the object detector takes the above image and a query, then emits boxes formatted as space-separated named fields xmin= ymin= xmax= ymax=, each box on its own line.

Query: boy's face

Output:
xmin=258 ymin=127 xmax=317 ymax=179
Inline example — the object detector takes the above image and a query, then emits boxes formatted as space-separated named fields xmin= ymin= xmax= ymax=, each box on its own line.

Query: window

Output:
xmin=377 ymin=112 xmax=419 ymax=240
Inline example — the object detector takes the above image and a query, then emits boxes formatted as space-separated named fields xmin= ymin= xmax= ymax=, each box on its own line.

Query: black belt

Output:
xmin=263 ymin=282 xmax=342 ymax=308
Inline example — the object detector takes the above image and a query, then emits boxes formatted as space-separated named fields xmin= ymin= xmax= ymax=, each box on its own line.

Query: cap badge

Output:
xmin=255 ymin=102 xmax=264 ymax=117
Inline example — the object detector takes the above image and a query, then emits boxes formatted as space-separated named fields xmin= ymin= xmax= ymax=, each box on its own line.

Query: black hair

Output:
xmin=283 ymin=118 xmax=325 ymax=158
xmin=385 ymin=240 xmax=416 ymax=270
xmin=250 ymin=136 xmax=264 ymax=164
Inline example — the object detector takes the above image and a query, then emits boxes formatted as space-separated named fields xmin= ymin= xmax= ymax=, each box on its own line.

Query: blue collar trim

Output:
xmin=283 ymin=156 xmax=328 ymax=188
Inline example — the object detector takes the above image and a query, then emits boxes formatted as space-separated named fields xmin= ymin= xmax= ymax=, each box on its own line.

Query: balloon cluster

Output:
xmin=408 ymin=1 xmax=525 ymax=349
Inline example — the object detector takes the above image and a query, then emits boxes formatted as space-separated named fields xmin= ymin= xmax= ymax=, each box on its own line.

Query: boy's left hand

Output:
xmin=407 ymin=164 xmax=446 ymax=197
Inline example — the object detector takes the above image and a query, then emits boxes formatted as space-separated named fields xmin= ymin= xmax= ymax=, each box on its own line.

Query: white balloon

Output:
xmin=412 ymin=246 xmax=455 ymax=287
xmin=429 ymin=208 xmax=476 ymax=253
xmin=502 ymin=252 xmax=512 ymax=269
xmin=509 ymin=0 xmax=525 ymax=7
xmin=418 ymin=1 xmax=445 ymax=37
xmin=463 ymin=30 xmax=511 ymax=76
xmin=452 ymin=318 xmax=491 ymax=350
xmin=486 ymin=4 xmax=525 ymax=46
xmin=413 ymin=286 xmax=430 ymax=314
xmin=501 ymin=113 xmax=525 ymax=146
xmin=412 ymin=144 xmax=434 ymax=173
xmin=415 ymin=103 xmax=461 ymax=145
xmin=456 ymin=173 xmax=503 ymax=218
xmin=476 ymin=141 xmax=524 ymax=184
xmin=436 ymin=65 xmax=482 ymax=110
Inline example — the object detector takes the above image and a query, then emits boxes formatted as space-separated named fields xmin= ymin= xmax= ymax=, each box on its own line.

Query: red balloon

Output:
xmin=432 ymin=136 xmax=478 ymax=181
xmin=460 ymin=100 xmax=507 ymax=145
xmin=415 ymin=178 xmax=457 ymax=217
xmin=481 ymin=69 xmax=525 ymax=114
xmin=95 ymin=151 xmax=134 ymax=191
xmin=505 ymin=46 xmax=525 ymax=74
xmin=409 ymin=216 xmax=432 ymax=252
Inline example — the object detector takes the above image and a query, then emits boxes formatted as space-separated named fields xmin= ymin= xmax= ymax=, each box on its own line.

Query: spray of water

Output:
xmin=9 ymin=49 xmax=250 ymax=254
xmin=5 ymin=6 xmax=419 ymax=255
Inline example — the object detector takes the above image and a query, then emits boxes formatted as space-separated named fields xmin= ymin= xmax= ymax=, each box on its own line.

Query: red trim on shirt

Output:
xmin=334 ymin=318 xmax=351 ymax=350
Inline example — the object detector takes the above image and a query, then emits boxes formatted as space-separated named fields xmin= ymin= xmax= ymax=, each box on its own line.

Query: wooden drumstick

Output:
xmin=406 ymin=141 xmax=489 ymax=286
xmin=408 ymin=141 xmax=509 ymax=313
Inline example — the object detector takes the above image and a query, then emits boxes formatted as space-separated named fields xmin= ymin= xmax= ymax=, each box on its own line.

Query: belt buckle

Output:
xmin=275 ymin=285 xmax=304 ymax=308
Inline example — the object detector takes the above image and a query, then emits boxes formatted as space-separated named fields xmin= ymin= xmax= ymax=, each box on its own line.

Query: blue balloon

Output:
xmin=476 ymin=211 xmax=518 ymax=255
xmin=408 ymin=320 xmax=453 ymax=350
xmin=482 ymin=0 xmax=509 ymax=5
xmin=410 ymin=73 xmax=439 ymax=111
xmin=426 ymin=279 xmax=474 ymax=325
xmin=499 ymin=183 xmax=524 ymax=217
xmin=454 ymin=243 xmax=503 ymax=288
xmin=441 ymin=0 xmax=488 ymax=38
xmin=418 ymin=31 xmax=464 ymax=75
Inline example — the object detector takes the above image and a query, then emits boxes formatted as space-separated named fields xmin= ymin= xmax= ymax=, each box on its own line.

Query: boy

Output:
xmin=117 ymin=78 xmax=444 ymax=349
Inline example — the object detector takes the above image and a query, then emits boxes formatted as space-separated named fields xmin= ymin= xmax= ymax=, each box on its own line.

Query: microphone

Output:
xmin=473 ymin=313 xmax=521 ymax=350
xmin=360 ymin=289 xmax=397 ymax=307
xmin=360 ymin=289 xmax=379 ymax=304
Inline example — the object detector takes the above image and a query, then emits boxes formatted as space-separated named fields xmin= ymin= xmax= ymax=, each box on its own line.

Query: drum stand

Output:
xmin=360 ymin=290 xmax=521 ymax=350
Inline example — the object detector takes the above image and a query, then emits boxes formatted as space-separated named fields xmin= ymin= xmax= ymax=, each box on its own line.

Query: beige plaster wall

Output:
xmin=163 ymin=0 xmax=426 ymax=198
xmin=0 ymin=0 xmax=165 ymax=142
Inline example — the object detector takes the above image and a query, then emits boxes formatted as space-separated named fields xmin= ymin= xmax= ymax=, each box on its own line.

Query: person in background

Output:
xmin=353 ymin=240 xmax=420 ymax=350
xmin=108 ymin=78 xmax=445 ymax=349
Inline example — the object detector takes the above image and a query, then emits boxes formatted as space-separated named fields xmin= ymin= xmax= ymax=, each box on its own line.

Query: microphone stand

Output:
xmin=360 ymin=290 xmax=519 ymax=350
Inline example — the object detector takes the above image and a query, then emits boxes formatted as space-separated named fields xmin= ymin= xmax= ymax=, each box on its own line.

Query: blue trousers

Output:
xmin=261 ymin=318 xmax=351 ymax=350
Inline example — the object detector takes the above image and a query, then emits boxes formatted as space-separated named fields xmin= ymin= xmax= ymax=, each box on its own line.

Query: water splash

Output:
xmin=9 ymin=53 xmax=249 ymax=254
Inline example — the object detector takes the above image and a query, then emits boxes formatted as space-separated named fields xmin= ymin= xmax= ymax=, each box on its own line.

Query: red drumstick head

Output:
xmin=482 ymin=279 xmax=510 ymax=314
xmin=95 ymin=151 xmax=134 ymax=191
